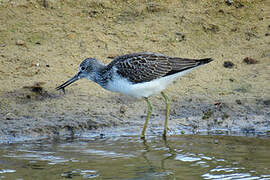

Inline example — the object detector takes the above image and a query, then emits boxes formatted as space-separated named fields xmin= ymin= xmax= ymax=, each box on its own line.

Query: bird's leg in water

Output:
xmin=141 ymin=97 xmax=152 ymax=139
xmin=161 ymin=91 xmax=170 ymax=138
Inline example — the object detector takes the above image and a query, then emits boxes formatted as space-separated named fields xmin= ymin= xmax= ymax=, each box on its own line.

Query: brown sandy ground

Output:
xmin=0 ymin=0 xmax=270 ymax=142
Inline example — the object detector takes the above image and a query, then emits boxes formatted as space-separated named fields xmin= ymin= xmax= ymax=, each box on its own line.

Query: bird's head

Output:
xmin=56 ymin=58 xmax=102 ymax=92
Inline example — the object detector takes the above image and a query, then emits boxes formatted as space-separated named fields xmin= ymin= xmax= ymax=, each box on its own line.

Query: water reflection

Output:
xmin=0 ymin=135 xmax=270 ymax=179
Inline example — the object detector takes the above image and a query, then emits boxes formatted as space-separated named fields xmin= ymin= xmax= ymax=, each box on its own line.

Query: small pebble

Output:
xmin=223 ymin=61 xmax=234 ymax=68
xmin=243 ymin=57 xmax=258 ymax=64
xmin=175 ymin=32 xmax=186 ymax=41
xmin=225 ymin=0 xmax=233 ymax=6
xmin=16 ymin=40 xmax=25 ymax=46
xmin=218 ymin=9 xmax=224 ymax=14
xmin=231 ymin=27 xmax=238 ymax=32
xmin=100 ymin=133 xmax=105 ymax=138
xmin=5 ymin=113 xmax=16 ymax=120
xmin=235 ymin=99 xmax=242 ymax=105
xmin=107 ymin=55 xmax=116 ymax=59
xmin=214 ymin=102 xmax=221 ymax=106
xmin=120 ymin=106 xmax=126 ymax=114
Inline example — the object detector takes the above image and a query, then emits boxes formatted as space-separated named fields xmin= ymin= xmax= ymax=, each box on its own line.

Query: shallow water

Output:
xmin=0 ymin=135 xmax=270 ymax=180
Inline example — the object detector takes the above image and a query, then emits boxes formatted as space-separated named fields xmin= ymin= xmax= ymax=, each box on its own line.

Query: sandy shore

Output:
xmin=0 ymin=0 xmax=269 ymax=143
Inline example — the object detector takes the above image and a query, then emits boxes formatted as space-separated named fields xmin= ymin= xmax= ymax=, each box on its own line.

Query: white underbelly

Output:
xmin=104 ymin=70 xmax=193 ymax=98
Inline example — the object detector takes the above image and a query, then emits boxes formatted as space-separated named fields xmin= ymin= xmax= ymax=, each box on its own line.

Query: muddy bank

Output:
xmin=0 ymin=0 xmax=270 ymax=143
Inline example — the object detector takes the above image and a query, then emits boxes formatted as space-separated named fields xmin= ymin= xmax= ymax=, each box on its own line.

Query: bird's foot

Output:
xmin=163 ymin=128 xmax=171 ymax=139
xmin=162 ymin=134 xmax=167 ymax=140
xmin=162 ymin=130 xmax=167 ymax=139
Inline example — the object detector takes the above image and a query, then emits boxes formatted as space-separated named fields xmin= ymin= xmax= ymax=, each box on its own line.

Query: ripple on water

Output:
xmin=175 ymin=153 xmax=201 ymax=162
xmin=202 ymin=172 xmax=260 ymax=180
xmin=0 ymin=135 xmax=270 ymax=179
xmin=200 ymin=155 xmax=213 ymax=161
xmin=194 ymin=161 xmax=210 ymax=168
xmin=3 ymin=153 xmax=71 ymax=165
xmin=210 ymin=166 xmax=245 ymax=173
xmin=0 ymin=169 xmax=16 ymax=174
xmin=61 ymin=169 xmax=99 ymax=179
xmin=202 ymin=165 xmax=264 ymax=180
xmin=81 ymin=149 xmax=135 ymax=158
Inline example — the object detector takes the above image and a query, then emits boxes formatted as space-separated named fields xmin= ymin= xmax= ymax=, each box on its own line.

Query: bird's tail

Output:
xmin=196 ymin=58 xmax=214 ymax=65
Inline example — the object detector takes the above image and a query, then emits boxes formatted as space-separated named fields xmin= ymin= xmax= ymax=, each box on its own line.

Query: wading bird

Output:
xmin=56 ymin=52 xmax=213 ymax=139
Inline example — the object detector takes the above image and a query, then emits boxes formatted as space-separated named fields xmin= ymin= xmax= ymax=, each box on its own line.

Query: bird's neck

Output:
xmin=91 ymin=61 xmax=108 ymax=86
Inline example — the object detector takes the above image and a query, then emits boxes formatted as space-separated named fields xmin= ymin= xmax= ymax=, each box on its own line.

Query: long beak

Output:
xmin=56 ymin=74 xmax=80 ymax=93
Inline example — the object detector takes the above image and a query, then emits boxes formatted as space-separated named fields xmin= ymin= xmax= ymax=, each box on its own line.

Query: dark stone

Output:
xmin=120 ymin=105 xmax=126 ymax=114
xmin=223 ymin=61 xmax=234 ymax=68
xmin=107 ymin=55 xmax=115 ymax=59
xmin=243 ymin=57 xmax=258 ymax=64
xmin=202 ymin=109 xmax=213 ymax=120
xmin=32 ymin=86 xmax=43 ymax=93
xmin=222 ymin=113 xmax=230 ymax=120
xmin=225 ymin=0 xmax=233 ymax=6
xmin=263 ymin=100 xmax=270 ymax=106
xmin=218 ymin=9 xmax=224 ymax=14
xmin=175 ymin=32 xmax=186 ymax=41
xmin=235 ymin=99 xmax=242 ymax=105
xmin=231 ymin=27 xmax=238 ymax=32
xmin=100 ymin=133 xmax=105 ymax=139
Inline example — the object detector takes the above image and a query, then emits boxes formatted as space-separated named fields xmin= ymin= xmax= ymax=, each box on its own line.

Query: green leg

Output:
xmin=141 ymin=97 xmax=153 ymax=139
xmin=161 ymin=91 xmax=170 ymax=138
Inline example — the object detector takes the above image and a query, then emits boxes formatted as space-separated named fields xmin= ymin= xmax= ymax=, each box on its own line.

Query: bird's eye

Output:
xmin=81 ymin=67 xmax=85 ymax=71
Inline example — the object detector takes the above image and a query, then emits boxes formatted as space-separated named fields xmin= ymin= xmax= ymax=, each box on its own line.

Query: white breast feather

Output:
xmin=104 ymin=68 xmax=194 ymax=98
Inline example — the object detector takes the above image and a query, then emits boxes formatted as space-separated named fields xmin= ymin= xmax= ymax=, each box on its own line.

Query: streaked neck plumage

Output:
xmin=84 ymin=59 xmax=110 ymax=87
